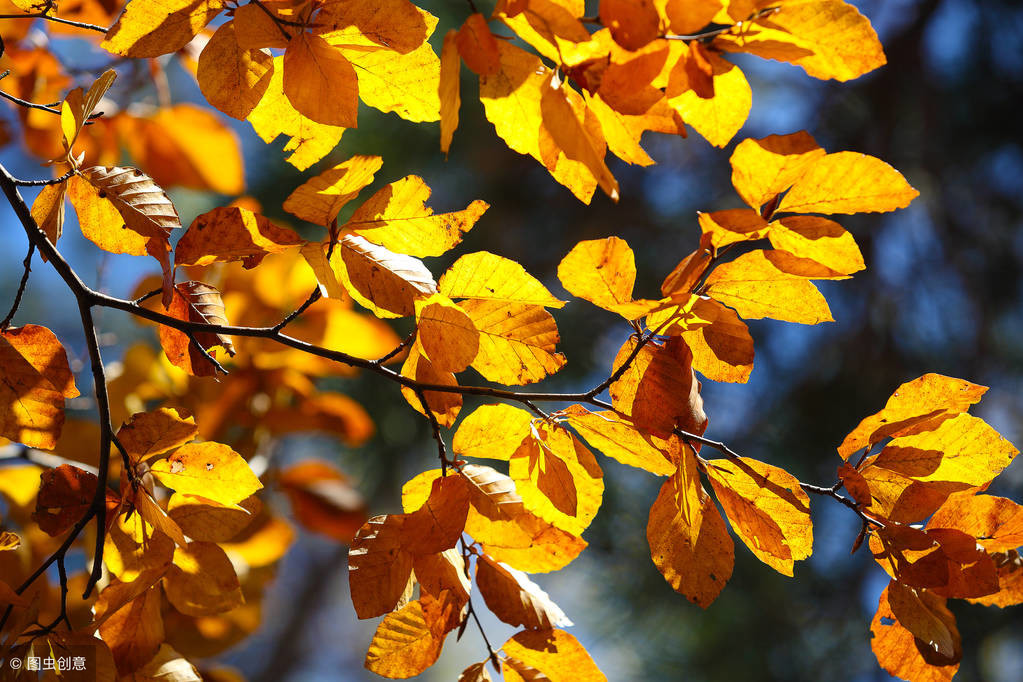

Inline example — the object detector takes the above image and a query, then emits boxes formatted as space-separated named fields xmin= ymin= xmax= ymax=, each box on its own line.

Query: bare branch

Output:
xmin=1 ymin=241 xmax=34 ymax=329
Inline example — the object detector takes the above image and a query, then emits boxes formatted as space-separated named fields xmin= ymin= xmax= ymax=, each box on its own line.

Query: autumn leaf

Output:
xmin=453 ymin=403 xmax=535 ymax=461
xmin=278 ymin=460 xmax=368 ymax=543
xmin=928 ymin=494 xmax=1023 ymax=554
xmin=870 ymin=583 xmax=960 ymax=682
xmin=501 ymin=629 xmax=606 ymax=682
xmin=667 ymin=44 xmax=751 ymax=148
xmin=440 ymin=29 xmax=461 ymax=155
xmin=461 ymin=299 xmax=567 ymax=385
xmin=158 ymin=281 xmax=235 ymax=377
xmin=706 ymin=456 xmax=813 ymax=576
xmin=456 ymin=13 xmax=501 ymax=75
xmin=677 ymin=296 xmax=755 ymax=384
xmin=334 ymin=234 xmax=439 ymax=318
xmin=331 ymin=39 xmax=442 ymax=123
xmin=30 ymin=180 xmax=67 ymax=247
xmin=400 ymin=342 xmax=463 ymax=427
xmin=102 ymin=0 xmax=225 ymax=58
xmin=175 ymin=205 xmax=304 ymax=269
xmin=163 ymin=541 xmax=244 ymax=616
xmin=345 ymin=176 xmax=489 ymax=258
xmin=729 ymin=132 xmax=825 ymax=211
xmin=415 ymin=295 xmax=479 ymax=373
xmin=349 ymin=514 xmax=414 ymax=619
xmin=197 ymin=21 xmax=274 ymax=120
xmin=149 ymin=441 xmax=262 ymax=508
xmin=283 ymin=154 xmax=383 ymax=226
xmin=777 ymin=151 xmax=919 ymax=215
xmin=557 ymin=236 xmax=638 ymax=313
xmin=0 ymin=324 xmax=79 ymax=449
xmin=167 ymin=494 xmax=261 ymax=543
xmin=648 ymin=442 xmax=735 ymax=607
xmin=98 ymin=583 xmax=164 ymax=675
xmin=283 ymin=33 xmax=359 ymax=128
xmin=440 ymin=251 xmax=566 ymax=308
xmin=400 ymin=475 xmax=470 ymax=554
xmin=561 ymin=405 xmax=675 ymax=475
xmin=33 ymin=463 xmax=116 ymax=536
xmin=314 ymin=0 xmax=433 ymax=54
xmin=476 ymin=553 xmax=572 ymax=629
xmin=838 ymin=373 xmax=987 ymax=459
xmin=115 ymin=407 xmax=197 ymax=464
xmin=703 ymin=249 xmax=832 ymax=324
xmin=364 ymin=599 xmax=445 ymax=679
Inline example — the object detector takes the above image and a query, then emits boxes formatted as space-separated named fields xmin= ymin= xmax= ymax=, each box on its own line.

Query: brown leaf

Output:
xmin=476 ymin=553 xmax=571 ymax=629
xmin=349 ymin=514 xmax=414 ymax=619
xmin=158 ymin=281 xmax=235 ymax=377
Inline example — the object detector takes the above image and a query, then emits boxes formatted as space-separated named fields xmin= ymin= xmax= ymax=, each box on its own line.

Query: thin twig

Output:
xmin=11 ymin=168 xmax=75 ymax=187
xmin=374 ymin=330 xmax=416 ymax=365
xmin=0 ymin=11 xmax=108 ymax=32
xmin=416 ymin=388 xmax=452 ymax=475
xmin=186 ymin=330 xmax=230 ymax=375
xmin=271 ymin=288 xmax=321 ymax=332
xmin=1 ymin=241 xmax=34 ymax=329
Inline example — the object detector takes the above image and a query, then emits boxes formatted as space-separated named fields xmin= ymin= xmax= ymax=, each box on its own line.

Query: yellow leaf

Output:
xmin=30 ymin=181 xmax=67 ymax=247
xmin=660 ymin=0 xmax=723 ymax=34
xmin=248 ymin=56 xmax=346 ymax=170
xmin=476 ymin=554 xmax=572 ymax=629
xmin=334 ymin=40 xmax=441 ymax=123
xmin=557 ymin=236 xmax=637 ymax=312
xmin=67 ymin=173 xmax=148 ymax=257
xmin=283 ymin=33 xmax=359 ymax=127
xmin=364 ymin=599 xmax=444 ymax=679
xmin=461 ymin=299 xmax=566 ymax=385
xmin=767 ymin=215 xmax=864 ymax=276
xmin=777 ymin=151 xmax=919 ymax=214
xmin=440 ymin=29 xmax=461 ymax=155
xmin=729 ymin=131 xmax=825 ymax=210
xmin=495 ymin=0 xmax=591 ymax=63
xmin=838 ymin=374 xmax=988 ymax=459
xmin=540 ymin=74 xmax=620 ymax=201
xmin=562 ymin=405 xmax=675 ymax=475
xmin=414 ymin=548 xmax=471 ymax=605
xmin=478 ymin=41 xmax=598 ymax=203
xmin=283 ymin=154 xmax=383 ymax=226
xmin=221 ymin=513 xmax=294 ymax=568
xmin=167 ymin=494 xmax=260 ymax=543
xmin=132 ymin=487 xmax=188 ymax=547
xmin=582 ymin=91 xmax=664 ymax=167
xmin=647 ymin=442 xmax=734 ymax=607
xmin=510 ymin=422 xmax=604 ymax=535
xmin=300 ymin=241 xmax=347 ymax=300
xmin=461 ymin=464 xmax=586 ymax=572
xmin=500 ymin=629 xmax=606 ymax=682
xmin=706 ymin=456 xmax=813 ymax=576
xmin=870 ymin=584 xmax=960 ymax=681
xmin=336 ymin=234 xmax=438 ymax=318
xmin=346 ymin=176 xmax=489 ymax=258
xmin=349 ymin=514 xmax=413 ymax=619
xmin=149 ymin=441 xmax=263 ymax=507
xmin=163 ymin=541 xmax=244 ymax=616
xmin=873 ymin=414 xmax=1018 ymax=487
xmin=415 ymin=294 xmax=479 ymax=373
xmin=715 ymin=0 xmax=886 ymax=82
xmin=0 ymin=324 xmax=79 ymax=449
xmin=440 ymin=251 xmax=566 ymax=308
xmin=400 ymin=342 xmax=462 ymax=427
xmin=116 ymin=407 xmax=197 ymax=463
xmin=452 ymin=403 xmax=535 ymax=461
xmin=698 ymin=208 xmax=770 ymax=249
xmin=704 ymin=249 xmax=832 ymax=324
xmin=668 ymin=46 xmax=751 ymax=147
xmin=680 ymin=297 xmax=755 ymax=384
xmin=197 ymin=21 xmax=274 ymax=120
xmin=102 ymin=0 xmax=225 ymax=58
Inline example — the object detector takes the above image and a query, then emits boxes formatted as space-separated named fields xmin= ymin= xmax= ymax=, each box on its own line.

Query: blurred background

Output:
xmin=2 ymin=0 xmax=1023 ymax=680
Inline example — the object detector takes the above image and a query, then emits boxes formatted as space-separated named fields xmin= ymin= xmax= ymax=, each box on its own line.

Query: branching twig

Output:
xmin=0 ymin=12 xmax=108 ymax=33
xmin=1 ymin=241 xmax=34 ymax=329
xmin=11 ymin=168 xmax=75 ymax=187
xmin=374 ymin=330 xmax=415 ymax=365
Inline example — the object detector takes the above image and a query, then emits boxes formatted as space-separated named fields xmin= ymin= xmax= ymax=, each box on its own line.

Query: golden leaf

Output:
xmin=349 ymin=514 xmax=413 ymax=619
xmin=415 ymin=295 xmax=480 ymax=373
xmin=440 ymin=29 xmax=461 ymax=155
xmin=500 ymin=629 xmax=606 ymax=682
xmin=149 ymin=441 xmax=262 ymax=507
xmin=777 ymin=151 xmax=919 ymax=214
xmin=364 ymin=599 xmax=444 ymax=679
xmin=116 ymin=407 xmax=197 ymax=463
xmin=452 ymin=403 xmax=535 ymax=462
xmin=476 ymin=554 xmax=572 ymax=629
xmin=163 ymin=541 xmax=244 ymax=616
xmin=102 ymin=0 xmax=225 ymax=58
xmin=562 ymin=405 xmax=675 ymax=475
xmin=729 ymin=131 xmax=825 ymax=211
xmin=283 ymin=154 xmax=383 ymax=226
xmin=704 ymin=249 xmax=832 ymax=324
xmin=197 ymin=21 xmax=274 ymax=120
xmin=283 ymin=33 xmax=359 ymax=127
xmin=176 ymin=206 xmax=303 ymax=269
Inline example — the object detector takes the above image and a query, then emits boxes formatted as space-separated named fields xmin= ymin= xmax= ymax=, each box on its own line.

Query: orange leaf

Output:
xmin=456 ymin=13 xmax=500 ymax=75
xmin=278 ymin=460 xmax=368 ymax=543
xmin=349 ymin=514 xmax=414 ymax=619
xmin=32 ymin=464 xmax=107 ymax=536
xmin=729 ymin=131 xmax=825 ymax=211
xmin=440 ymin=29 xmax=461 ymax=155
xmin=0 ymin=324 xmax=79 ymax=449
xmin=678 ymin=296 xmax=755 ymax=384
xmin=163 ymin=541 xmax=244 ymax=616
xmin=283 ymin=154 xmax=383 ymax=227
xmin=647 ymin=442 xmax=734 ymax=607
xmin=557 ymin=236 xmax=637 ymax=313
xmin=400 ymin=342 xmax=463 ymax=427
xmin=928 ymin=494 xmax=1023 ymax=554
xmin=335 ymin=234 xmax=439 ymax=318
xmin=401 ymin=475 xmax=470 ymax=554
xmin=116 ymin=407 xmax=197 ymax=463
xmin=600 ymin=0 xmax=660 ymax=50
xmin=283 ymin=33 xmax=359 ymax=127
xmin=415 ymin=295 xmax=480 ymax=373
xmin=667 ymin=45 xmax=750 ymax=147
xmin=476 ymin=553 xmax=572 ymax=629
xmin=870 ymin=583 xmax=960 ymax=681
xmin=500 ymin=629 xmax=606 ymax=682
xmin=197 ymin=21 xmax=274 ymax=120
xmin=176 ymin=205 xmax=303 ymax=268
xmin=697 ymin=208 xmax=770 ymax=249
xmin=706 ymin=456 xmax=812 ymax=576
xmin=609 ymin=336 xmax=707 ymax=438
xmin=98 ymin=584 xmax=164 ymax=675
xmin=166 ymin=494 xmax=260 ymax=543
xmin=102 ymin=0 xmax=225 ymax=58
xmin=157 ymin=281 xmax=235 ymax=377
xmin=364 ymin=599 xmax=444 ymax=678
xmin=561 ymin=405 xmax=675 ymax=475
xmin=838 ymin=373 xmax=987 ymax=459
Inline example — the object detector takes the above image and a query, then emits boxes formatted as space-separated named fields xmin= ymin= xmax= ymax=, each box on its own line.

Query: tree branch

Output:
xmin=1 ymin=241 xmax=34 ymax=329
xmin=0 ymin=11 xmax=108 ymax=32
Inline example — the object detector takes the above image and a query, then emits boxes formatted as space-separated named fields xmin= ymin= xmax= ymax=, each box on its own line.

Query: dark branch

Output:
xmin=1 ymin=241 xmax=34 ymax=329
xmin=0 ymin=11 xmax=108 ymax=32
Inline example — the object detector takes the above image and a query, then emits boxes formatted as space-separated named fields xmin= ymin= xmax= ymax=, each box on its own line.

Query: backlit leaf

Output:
xmin=729 ymin=131 xmax=825 ymax=211
xmin=176 ymin=206 xmax=303 ymax=269
xmin=149 ymin=441 xmax=262 ymax=507
xmin=704 ymin=249 xmax=832 ymax=324
xmin=870 ymin=584 xmax=960 ymax=682
xmin=415 ymin=295 xmax=480 ymax=373
xmin=163 ymin=541 xmax=244 ymax=616
xmin=777 ymin=151 xmax=919 ymax=215
xmin=283 ymin=33 xmax=359 ymax=128
xmin=102 ymin=0 xmax=225 ymax=58
xmin=561 ymin=405 xmax=675 ymax=475
xmin=336 ymin=234 xmax=439 ymax=318
xmin=501 ymin=629 xmax=605 ymax=682
xmin=476 ymin=554 xmax=572 ymax=629
xmin=364 ymin=599 xmax=444 ymax=679
xmin=453 ymin=403 xmax=535 ymax=462
xmin=116 ymin=407 xmax=197 ymax=463
xmin=283 ymin=154 xmax=383 ymax=226
xmin=557 ymin=236 xmax=637 ymax=312
xmin=349 ymin=514 xmax=414 ymax=619
xmin=197 ymin=21 xmax=274 ymax=120
xmin=157 ymin=281 xmax=235 ymax=377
